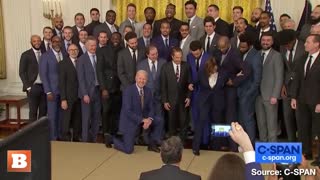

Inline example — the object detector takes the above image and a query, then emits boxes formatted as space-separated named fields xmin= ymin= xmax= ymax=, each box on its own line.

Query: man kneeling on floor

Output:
xmin=113 ymin=70 xmax=162 ymax=154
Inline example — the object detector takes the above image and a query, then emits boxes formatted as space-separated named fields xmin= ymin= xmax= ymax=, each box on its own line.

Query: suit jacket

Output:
xmin=245 ymin=162 xmax=264 ymax=180
xmin=71 ymin=25 xmax=81 ymax=44
xmin=118 ymin=84 xmax=154 ymax=133
xmin=186 ymin=52 xmax=210 ymax=86
xmin=292 ymin=53 xmax=320 ymax=105
xmin=152 ymin=35 xmax=179 ymax=61
xmin=298 ymin=23 xmax=312 ymax=42
xmin=76 ymin=52 xmax=98 ymax=98
xmin=39 ymin=49 xmax=61 ymax=95
xmin=117 ymin=47 xmax=146 ymax=90
xmin=260 ymin=48 xmax=284 ymax=100
xmin=200 ymin=33 xmax=221 ymax=56
xmin=153 ymin=18 xmax=182 ymax=39
xmin=97 ymin=45 xmax=122 ymax=93
xmin=93 ymin=22 xmax=119 ymax=40
xmin=215 ymin=18 xmax=230 ymax=37
xmin=230 ymin=36 xmax=239 ymax=50
xmin=137 ymin=58 xmax=166 ymax=101
xmin=180 ymin=35 xmax=195 ymax=62
xmin=40 ymin=40 xmax=49 ymax=53
xmin=19 ymin=49 xmax=40 ymax=91
xmin=60 ymin=40 xmax=71 ymax=58
xmin=52 ymin=28 xmax=63 ymax=38
xmin=280 ymin=40 xmax=306 ymax=96
xmin=76 ymin=42 xmax=85 ymax=58
xmin=188 ymin=16 xmax=205 ymax=40
xmin=138 ymin=37 xmax=152 ymax=49
xmin=140 ymin=164 xmax=201 ymax=180
xmin=85 ymin=21 xmax=101 ymax=36
xmin=160 ymin=61 xmax=192 ymax=105
xmin=237 ymin=48 xmax=262 ymax=98
xmin=119 ymin=18 xmax=137 ymax=35
xmin=58 ymin=57 xmax=79 ymax=102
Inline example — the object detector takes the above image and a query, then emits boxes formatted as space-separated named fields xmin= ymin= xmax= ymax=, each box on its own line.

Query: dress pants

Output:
xmin=61 ymin=99 xmax=82 ymax=141
xmin=167 ymin=101 xmax=189 ymax=141
xmin=47 ymin=93 xmax=61 ymax=140
xmin=282 ymin=97 xmax=297 ymax=141
xmin=102 ymin=91 xmax=122 ymax=136
xmin=255 ymin=95 xmax=278 ymax=142
xmin=81 ymin=87 xmax=101 ymax=142
xmin=27 ymin=84 xmax=47 ymax=121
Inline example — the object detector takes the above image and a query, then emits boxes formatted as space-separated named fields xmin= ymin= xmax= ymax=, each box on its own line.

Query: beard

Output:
xmin=310 ymin=16 xmax=320 ymax=25
xmin=31 ymin=44 xmax=40 ymax=50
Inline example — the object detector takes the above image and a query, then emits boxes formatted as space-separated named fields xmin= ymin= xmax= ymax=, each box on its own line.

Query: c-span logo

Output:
xmin=7 ymin=150 xmax=31 ymax=172
xmin=255 ymin=143 xmax=302 ymax=163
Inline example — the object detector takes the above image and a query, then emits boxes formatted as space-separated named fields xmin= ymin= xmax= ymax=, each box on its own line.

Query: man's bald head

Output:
xmin=30 ymin=35 xmax=41 ymax=50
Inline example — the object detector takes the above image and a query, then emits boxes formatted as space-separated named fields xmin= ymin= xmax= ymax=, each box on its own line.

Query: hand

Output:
xmin=281 ymin=85 xmax=287 ymax=98
xmin=226 ymin=79 xmax=233 ymax=86
xmin=101 ymin=90 xmax=109 ymax=99
xmin=291 ymin=98 xmax=297 ymax=109
xmin=236 ymin=71 xmax=244 ymax=77
xmin=229 ymin=122 xmax=253 ymax=152
xmin=164 ymin=103 xmax=171 ymax=111
xmin=184 ymin=98 xmax=190 ymax=107
xmin=83 ymin=95 xmax=90 ymax=104
xmin=315 ymin=104 xmax=320 ymax=113
xmin=270 ymin=97 xmax=277 ymax=105
xmin=61 ymin=100 xmax=68 ymax=110
xmin=142 ymin=118 xmax=152 ymax=129
xmin=47 ymin=93 xmax=54 ymax=101
xmin=188 ymin=84 xmax=194 ymax=91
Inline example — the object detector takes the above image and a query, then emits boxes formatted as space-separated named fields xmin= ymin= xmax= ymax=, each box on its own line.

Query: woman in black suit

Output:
xmin=192 ymin=57 xmax=228 ymax=155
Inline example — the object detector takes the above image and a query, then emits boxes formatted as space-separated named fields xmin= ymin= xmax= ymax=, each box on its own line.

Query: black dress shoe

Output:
xmin=104 ymin=134 xmax=112 ymax=148
xmin=147 ymin=146 xmax=160 ymax=153
xmin=193 ymin=150 xmax=200 ymax=156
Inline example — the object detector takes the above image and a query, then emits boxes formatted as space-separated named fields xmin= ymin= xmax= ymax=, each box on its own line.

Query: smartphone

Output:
xmin=211 ymin=124 xmax=231 ymax=137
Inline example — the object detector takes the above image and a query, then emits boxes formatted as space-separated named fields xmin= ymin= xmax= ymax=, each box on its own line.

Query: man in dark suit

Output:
xmin=52 ymin=17 xmax=64 ymax=38
xmin=200 ymin=16 xmax=221 ymax=57
xmin=207 ymin=4 xmax=230 ymax=37
xmin=299 ymin=5 xmax=320 ymax=42
xmin=137 ymin=45 xmax=166 ymax=145
xmin=19 ymin=35 xmax=47 ymax=122
xmin=278 ymin=30 xmax=305 ymax=142
xmin=97 ymin=35 xmax=122 ymax=148
xmin=179 ymin=23 xmax=194 ymax=62
xmin=58 ymin=44 xmax=81 ymax=142
xmin=39 ymin=35 xmax=63 ymax=140
xmin=85 ymin=8 xmax=101 ymax=36
xmin=76 ymin=36 xmax=101 ymax=142
xmin=184 ymin=0 xmax=205 ymax=40
xmin=291 ymin=34 xmax=320 ymax=164
xmin=161 ymin=47 xmax=192 ymax=141
xmin=117 ymin=32 xmax=146 ymax=91
xmin=138 ymin=23 xmax=152 ymax=49
xmin=76 ymin=29 xmax=88 ymax=57
xmin=231 ymin=18 xmax=249 ymax=50
xmin=40 ymin=27 xmax=53 ymax=53
xmin=140 ymin=136 xmax=201 ymax=180
xmin=255 ymin=32 xmax=284 ymax=142
xmin=114 ymin=70 xmax=162 ymax=154
xmin=152 ymin=21 xmax=179 ymax=61
xmin=97 ymin=31 xmax=108 ymax=49
xmin=186 ymin=41 xmax=210 ymax=135
xmin=93 ymin=10 xmax=119 ymax=40
xmin=61 ymin=26 xmax=73 ymax=57
xmin=153 ymin=3 xmax=182 ymax=40
xmin=237 ymin=32 xmax=262 ymax=143
xmin=71 ymin=13 xmax=85 ymax=44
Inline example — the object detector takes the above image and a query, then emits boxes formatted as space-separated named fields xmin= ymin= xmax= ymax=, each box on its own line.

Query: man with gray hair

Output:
xmin=139 ymin=136 xmax=201 ymax=180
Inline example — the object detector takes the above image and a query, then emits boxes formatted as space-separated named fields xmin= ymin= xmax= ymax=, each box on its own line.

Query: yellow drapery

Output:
xmin=114 ymin=0 xmax=261 ymax=25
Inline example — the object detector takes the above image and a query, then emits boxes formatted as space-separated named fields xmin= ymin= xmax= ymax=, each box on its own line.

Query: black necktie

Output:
xmin=261 ymin=52 xmax=266 ymax=65
xmin=288 ymin=49 xmax=293 ymax=65
xmin=188 ymin=19 xmax=191 ymax=26
xmin=151 ymin=61 xmax=156 ymax=81
xmin=305 ymin=55 xmax=313 ymax=77
xmin=196 ymin=58 xmax=200 ymax=72
xmin=165 ymin=38 xmax=169 ymax=48
xmin=47 ymin=42 xmax=51 ymax=51
xmin=132 ymin=49 xmax=136 ymax=62
xmin=176 ymin=65 xmax=180 ymax=82
xmin=206 ymin=36 xmax=210 ymax=52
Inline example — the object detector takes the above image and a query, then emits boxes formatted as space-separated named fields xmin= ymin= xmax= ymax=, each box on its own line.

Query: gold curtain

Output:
xmin=114 ymin=0 xmax=261 ymax=25
xmin=0 ymin=0 xmax=6 ymax=79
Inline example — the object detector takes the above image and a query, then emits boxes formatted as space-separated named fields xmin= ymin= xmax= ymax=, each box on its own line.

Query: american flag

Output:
xmin=265 ymin=0 xmax=277 ymax=31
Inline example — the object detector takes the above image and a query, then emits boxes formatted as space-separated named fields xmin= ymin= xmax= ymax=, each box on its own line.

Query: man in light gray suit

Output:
xmin=184 ymin=0 xmax=204 ymax=40
xmin=179 ymin=22 xmax=194 ymax=62
xmin=117 ymin=32 xmax=146 ymax=91
xmin=93 ymin=10 xmax=119 ymax=40
xmin=137 ymin=45 xmax=166 ymax=142
xmin=119 ymin=3 xmax=138 ymax=36
xmin=255 ymin=32 xmax=284 ymax=142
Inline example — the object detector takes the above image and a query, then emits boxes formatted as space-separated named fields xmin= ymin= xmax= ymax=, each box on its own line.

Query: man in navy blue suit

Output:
xmin=152 ymin=21 xmax=179 ymax=61
xmin=76 ymin=36 xmax=101 ymax=142
xmin=114 ymin=70 xmax=162 ymax=154
xmin=186 ymin=40 xmax=210 ymax=142
xmin=237 ymin=32 xmax=262 ymax=143
xmin=39 ymin=35 xmax=63 ymax=140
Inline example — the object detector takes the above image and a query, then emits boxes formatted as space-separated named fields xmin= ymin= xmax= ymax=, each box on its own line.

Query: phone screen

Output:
xmin=211 ymin=124 xmax=231 ymax=137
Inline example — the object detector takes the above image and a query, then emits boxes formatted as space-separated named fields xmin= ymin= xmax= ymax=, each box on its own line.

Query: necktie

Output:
xmin=91 ymin=55 xmax=98 ymax=85
xmin=36 ymin=51 xmax=41 ymax=62
xmin=140 ymin=89 xmax=144 ymax=110
xmin=132 ymin=49 xmax=137 ymax=62
xmin=165 ymin=38 xmax=169 ymax=48
xmin=56 ymin=53 xmax=62 ymax=62
xmin=305 ymin=55 xmax=313 ymax=77
xmin=146 ymin=38 xmax=150 ymax=47
xmin=151 ymin=61 xmax=156 ymax=80
xmin=206 ymin=36 xmax=210 ymax=52
xmin=196 ymin=58 xmax=200 ymax=72
xmin=288 ymin=49 xmax=293 ymax=65
xmin=176 ymin=65 xmax=180 ymax=82
xmin=131 ymin=21 xmax=135 ymax=31
xmin=67 ymin=42 xmax=71 ymax=49
xmin=261 ymin=52 xmax=266 ymax=65
xmin=47 ymin=43 xmax=51 ymax=51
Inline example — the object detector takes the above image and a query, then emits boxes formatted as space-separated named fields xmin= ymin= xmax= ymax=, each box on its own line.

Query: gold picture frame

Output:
xmin=0 ymin=0 xmax=6 ymax=79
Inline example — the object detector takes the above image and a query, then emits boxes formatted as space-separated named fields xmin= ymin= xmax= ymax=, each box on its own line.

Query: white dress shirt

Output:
xmin=32 ymin=48 xmax=42 ymax=84
xmin=172 ymin=62 xmax=180 ymax=75
xmin=209 ymin=72 xmax=218 ymax=88
xmin=259 ymin=26 xmax=271 ymax=39
xmin=205 ymin=32 xmax=215 ymax=51
xmin=106 ymin=22 xmax=117 ymax=33
xmin=129 ymin=47 xmax=138 ymax=61
xmin=305 ymin=50 xmax=320 ymax=75
xmin=285 ymin=40 xmax=298 ymax=62
xmin=148 ymin=59 xmax=157 ymax=72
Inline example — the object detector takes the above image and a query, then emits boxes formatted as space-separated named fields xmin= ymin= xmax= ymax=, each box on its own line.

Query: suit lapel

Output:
xmin=310 ymin=54 xmax=320 ymax=73
xmin=264 ymin=49 xmax=273 ymax=65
